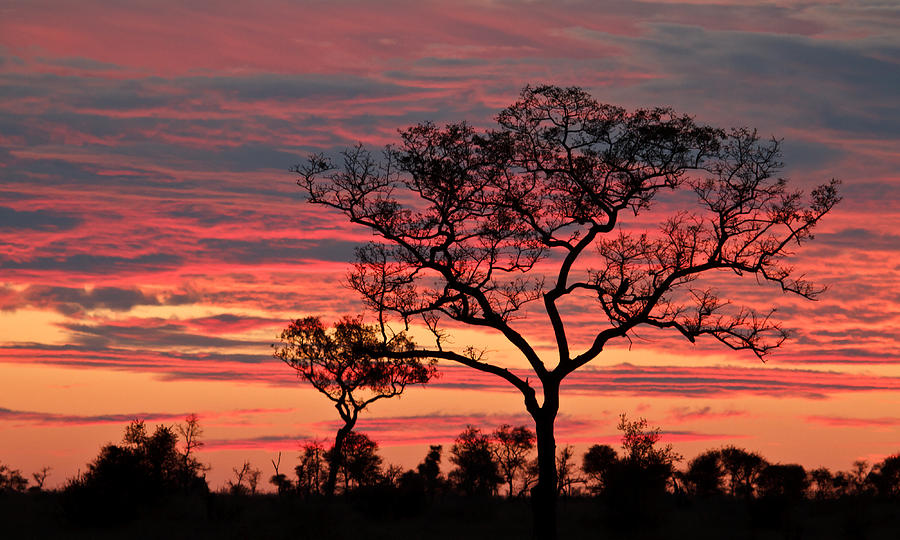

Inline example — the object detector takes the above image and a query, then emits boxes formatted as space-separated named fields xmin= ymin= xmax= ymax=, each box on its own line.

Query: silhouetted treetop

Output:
xmin=275 ymin=316 xmax=434 ymax=409
xmin=0 ymin=461 xmax=28 ymax=493
xmin=297 ymin=85 xmax=839 ymax=377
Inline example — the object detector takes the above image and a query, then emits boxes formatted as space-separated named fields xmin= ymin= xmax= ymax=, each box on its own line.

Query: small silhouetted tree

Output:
xmin=296 ymin=440 xmax=327 ymax=497
xmin=831 ymin=470 xmax=852 ymax=497
xmin=30 ymin=466 xmax=52 ymax=492
xmin=269 ymin=452 xmax=293 ymax=495
xmin=849 ymin=459 xmax=872 ymax=496
xmin=809 ymin=467 xmax=834 ymax=499
xmin=602 ymin=416 xmax=680 ymax=525
xmin=582 ymin=444 xmax=618 ymax=495
xmin=176 ymin=413 xmax=205 ymax=476
xmin=683 ymin=449 xmax=724 ymax=497
xmin=228 ymin=461 xmax=253 ymax=495
xmin=720 ymin=446 xmax=767 ymax=498
xmin=606 ymin=415 xmax=682 ymax=503
xmin=383 ymin=464 xmax=404 ymax=487
xmin=0 ymin=461 xmax=28 ymax=493
xmin=493 ymin=424 xmax=535 ymax=497
xmin=248 ymin=468 xmax=261 ymax=495
xmin=869 ymin=454 xmax=900 ymax=498
xmin=294 ymin=84 xmax=840 ymax=539
xmin=619 ymin=414 xmax=682 ymax=470
xmin=417 ymin=445 xmax=445 ymax=496
xmin=556 ymin=445 xmax=579 ymax=496
xmin=449 ymin=426 xmax=502 ymax=496
xmin=336 ymin=431 xmax=383 ymax=490
xmin=757 ymin=463 xmax=808 ymax=500
xmin=275 ymin=316 xmax=436 ymax=496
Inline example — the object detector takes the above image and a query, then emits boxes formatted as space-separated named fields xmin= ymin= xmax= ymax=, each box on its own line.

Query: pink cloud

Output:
xmin=805 ymin=415 xmax=900 ymax=429
xmin=0 ymin=406 xmax=293 ymax=428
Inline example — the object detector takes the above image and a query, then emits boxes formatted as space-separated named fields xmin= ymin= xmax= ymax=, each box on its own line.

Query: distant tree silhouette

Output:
xmin=0 ymin=461 xmax=28 ymax=493
xmin=62 ymin=419 xmax=208 ymax=524
xmin=269 ymin=452 xmax=293 ymax=495
xmin=492 ymin=424 xmax=535 ymax=497
xmin=808 ymin=466 xmax=834 ymax=499
xmin=604 ymin=415 xmax=682 ymax=509
xmin=449 ymin=426 xmax=502 ymax=496
xmin=555 ymin=445 xmax=579 ymax=496
xmin=394 ymin=445 xmax=441 ymax=498
xmin=382 ymin=464 xmax=404 ymax=487
xmin=176 ymin=413 xmax=206 ymax=478
xmin=618 ymin=414 xmax=682 ymax=470
xmin=831 ymin=469 xmax=852 ymax=497
xmin=719 ymin=446 xmax=767 ymax=498
xmin=294 ymin=83 xmax=840 ymax=539
xmin=849 ymin=459 xmax=872 ymax=496
xmin=417 ymin=444 xmax=445 ymax=497
xmin=334 ymin=431 xmax=383 ymax=490
xmin=275 ymin=316 xmax=436 ymax=496
xmin=869 ymin=454 xmax=900 ymax=498
xmin=682 ymin=449 xmax=724 ymax=498
xmin=295 ymin=440 xmax=327 ymax=497
xmin=227 ymin=461 xmax=259 ymax=495
xmin=582 ymin=444 xmax=618 ymax=495
xmin=757 ymin=463 xmax=808 ymax=500
xmin=30 ymin=466 xmax=51 ymax=492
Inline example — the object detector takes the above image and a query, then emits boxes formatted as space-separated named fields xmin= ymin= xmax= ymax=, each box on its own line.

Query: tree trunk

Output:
xmin=530 ymin=384 xmax=560 ymax=540
xmin=325 ymin=422 xmax=353 ymax=496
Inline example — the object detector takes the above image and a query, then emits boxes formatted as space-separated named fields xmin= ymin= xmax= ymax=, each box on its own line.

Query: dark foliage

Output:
xmin=295 ymin=440 xmax=328 ymax=497
xmin=493 ymin=424 xmax=535 ymax=497
xmin=449 ymin=426 xmax=503 ymax=496
xmin=61 ymin=419 xmax=208 ymax=525
xmin=682 ymin=449 xmax=725 ymax=498
xmin=719 ymin=446 xmax=768 ymax=498
xmin=582 ymin=444 xmax=618 ymax=494
xmin=756 ymin=463 xmax=809 ymax=500
xmin=333 ymin=431 xmax=383 ymax=490
xmin=869 ymin=454 xmax=900 ymax=498
xmin=0 ymin=461 xmax=28 ymax=493
xmin=417 ymin=444 xmax=446 ymax=496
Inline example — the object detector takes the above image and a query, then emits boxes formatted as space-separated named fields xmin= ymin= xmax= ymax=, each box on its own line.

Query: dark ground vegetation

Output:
xmin=4 ymin=417 xmax=900 ymax=539
xmin=4 ymin=487 xmax=900 ymax=539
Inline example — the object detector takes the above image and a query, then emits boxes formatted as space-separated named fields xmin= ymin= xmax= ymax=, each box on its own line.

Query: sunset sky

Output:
xmin=1 ymin=0 xmax=898 ymax=490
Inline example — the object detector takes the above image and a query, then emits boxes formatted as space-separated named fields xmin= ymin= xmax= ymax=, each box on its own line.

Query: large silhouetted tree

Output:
xmin=274 ymin=316 xmax=436 ymax=496
xmin=293 ymin=84 xmax=840 ymax=538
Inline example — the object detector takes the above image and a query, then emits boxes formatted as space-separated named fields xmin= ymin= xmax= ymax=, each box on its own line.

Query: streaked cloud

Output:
xmin=0 ymin=406 xmax=293 ymax=428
